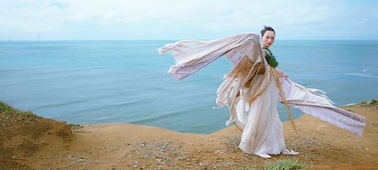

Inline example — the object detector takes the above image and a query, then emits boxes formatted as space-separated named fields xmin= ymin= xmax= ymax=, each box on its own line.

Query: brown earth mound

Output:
xmin=0 ymin=102 xmax=73 ymax=169
xmin=0 ymin=100 xmax=377 ymax=169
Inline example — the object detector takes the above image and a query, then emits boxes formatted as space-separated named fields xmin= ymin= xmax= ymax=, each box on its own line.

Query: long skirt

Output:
xmin=237 ymin=75 xmax=286 ymax=155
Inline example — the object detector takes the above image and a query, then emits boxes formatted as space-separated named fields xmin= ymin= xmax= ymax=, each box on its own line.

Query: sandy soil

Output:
xmin=1 ymin=101 xmax=377 ymax=169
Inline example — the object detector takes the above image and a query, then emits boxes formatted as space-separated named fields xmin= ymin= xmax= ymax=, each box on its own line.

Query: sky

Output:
xmin=1 ymin=0 xmax=378 ymax=40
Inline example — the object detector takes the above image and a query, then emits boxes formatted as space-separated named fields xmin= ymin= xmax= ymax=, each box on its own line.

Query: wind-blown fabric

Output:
xmin=159 ymin=33 xmax=366 ymax=155
xmin=158 ymin=33 xmax=258 ymax=80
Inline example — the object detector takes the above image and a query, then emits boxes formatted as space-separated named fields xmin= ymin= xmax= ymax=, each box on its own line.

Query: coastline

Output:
xmin=1 ymin=101 xmax=377 ymax=169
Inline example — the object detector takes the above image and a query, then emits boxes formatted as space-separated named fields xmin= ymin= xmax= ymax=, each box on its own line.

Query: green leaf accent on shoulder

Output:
xmin=263 ymin=47 xmax=279 ymax=68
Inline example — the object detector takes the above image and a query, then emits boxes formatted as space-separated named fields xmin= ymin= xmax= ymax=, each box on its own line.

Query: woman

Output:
xmin=240 ymin=26 xmax=289 ymax=157
xmin=217 ymin=26 xmax=297 ymax=158
xmin=158 ymin=26 xmax=365 ymax=158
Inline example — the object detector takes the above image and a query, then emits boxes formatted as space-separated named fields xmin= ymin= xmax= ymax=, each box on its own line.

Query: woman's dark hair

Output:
xmin=261 ymin=26 xmax=275 ymax=36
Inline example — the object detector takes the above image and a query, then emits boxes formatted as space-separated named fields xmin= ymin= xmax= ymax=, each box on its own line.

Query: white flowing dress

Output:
xmin=158 ymin=33 xmax=366 ymax=157
xmin=237 ymin=75 xmax=286 ymax=155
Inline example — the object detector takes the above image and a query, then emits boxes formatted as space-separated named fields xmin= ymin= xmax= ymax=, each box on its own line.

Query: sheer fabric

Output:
xmin=159 ymin=33 xmax=366 ymax=156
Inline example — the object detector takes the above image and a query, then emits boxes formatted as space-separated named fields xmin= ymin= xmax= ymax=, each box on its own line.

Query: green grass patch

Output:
xmin=70 ymin=123 xmax=82 ymax=129
xmin=263 ymin=159 xmax=306 ymax=170
xmin=0 ymin=101 xmax=37 ymax=123
xmin=360 ymin=99 xmax=377 ymax=106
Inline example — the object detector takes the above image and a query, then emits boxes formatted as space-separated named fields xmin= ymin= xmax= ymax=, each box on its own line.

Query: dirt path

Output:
xmin=1 ymin=102 xmax=377 ymax=169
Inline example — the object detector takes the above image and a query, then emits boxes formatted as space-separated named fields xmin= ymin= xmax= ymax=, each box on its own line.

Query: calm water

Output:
xmin=0 ymin=40 xmax=377 ymax=133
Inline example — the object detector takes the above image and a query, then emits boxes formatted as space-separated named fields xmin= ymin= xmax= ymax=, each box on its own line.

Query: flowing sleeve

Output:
xmin=281 ymin=78 xmax=366 ymax=136
xmin=158 ymin=33 xmax=261 ymax=80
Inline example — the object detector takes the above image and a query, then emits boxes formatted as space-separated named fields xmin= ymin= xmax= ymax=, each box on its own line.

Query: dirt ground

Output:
xmin=0 ymin=101 xmax=377 ymax=169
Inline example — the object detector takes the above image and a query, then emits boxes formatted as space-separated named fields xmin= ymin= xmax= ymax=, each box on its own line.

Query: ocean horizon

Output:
xmin=1 ymin=39 xmax=377 ymax=134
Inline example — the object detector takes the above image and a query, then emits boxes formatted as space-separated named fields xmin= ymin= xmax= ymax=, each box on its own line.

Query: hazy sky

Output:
xmin=1 ymin=0 xmax=378 ymax=40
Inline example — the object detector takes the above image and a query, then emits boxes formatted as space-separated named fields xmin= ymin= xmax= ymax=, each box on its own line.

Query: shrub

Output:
xmin=263 ymin=159 xmax=306 ymax=170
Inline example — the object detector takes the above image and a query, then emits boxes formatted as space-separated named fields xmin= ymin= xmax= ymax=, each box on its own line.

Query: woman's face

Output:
xmin=262 ymin=30 xmax=275 ymax=48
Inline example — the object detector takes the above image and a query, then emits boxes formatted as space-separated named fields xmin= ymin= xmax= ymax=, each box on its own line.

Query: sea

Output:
xmin=1 ymin=39 xmax=377 ymax=134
